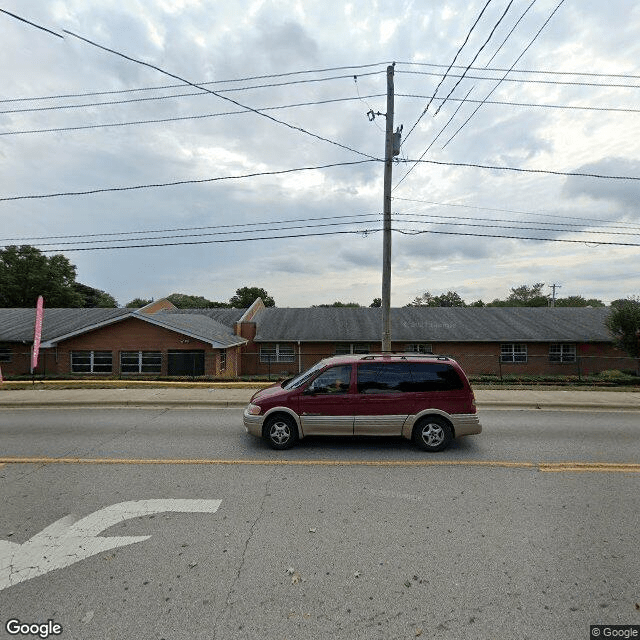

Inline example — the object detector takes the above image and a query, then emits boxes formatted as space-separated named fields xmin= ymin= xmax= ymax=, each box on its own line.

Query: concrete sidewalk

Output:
xmin=1 ymin=387 xmax=639 ymax=411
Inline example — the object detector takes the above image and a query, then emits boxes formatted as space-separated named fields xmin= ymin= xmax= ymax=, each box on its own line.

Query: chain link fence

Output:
xmin=241 ymin=351 xmax=640 ymax=383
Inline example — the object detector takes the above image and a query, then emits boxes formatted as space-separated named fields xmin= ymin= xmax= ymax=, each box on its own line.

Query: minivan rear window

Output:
xmin=357 ymin=361 xmax=464 ymax=394
xmin=408 ymin=363 xmax=464 ymax=391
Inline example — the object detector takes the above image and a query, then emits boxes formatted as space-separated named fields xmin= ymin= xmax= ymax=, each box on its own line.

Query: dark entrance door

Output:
xmin=167 ymin=350 xmax=205 ymax=376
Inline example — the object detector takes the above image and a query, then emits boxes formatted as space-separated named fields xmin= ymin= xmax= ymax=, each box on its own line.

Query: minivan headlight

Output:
xmin=247 ymin=403 xmax=262 ymax=415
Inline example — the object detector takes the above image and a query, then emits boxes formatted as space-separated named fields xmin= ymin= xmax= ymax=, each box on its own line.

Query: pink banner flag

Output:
xmin=31 ymin=295 xmax=44 ymax=373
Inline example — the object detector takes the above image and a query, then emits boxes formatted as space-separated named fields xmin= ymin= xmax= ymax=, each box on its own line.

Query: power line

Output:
xmin=0 ymin=8 xmax=62 ymax=38
xmin=393 ymin=87 xmax=473 ymax=192
xmin=398 ymin=68 xmax=640 ymax=91
xmin=0 ymin=64 xmax=389 ymax=104
xmin=392 ymin=215 xmax=640 ymax=237
xmin=0 ymin=94 xmax=387 ymax=137
xmin=34 ymin=228 xmax=381 ymax=253
xmin=442 ymin=0 xmax=567 ymax=149
xmin=30 ymin=224 xmax=640 ymax=254
xmin=4 ymin=218 xmax=385 ymax=248
xmin=0 ymin=213 xmax=383 ymax=243
xmin=398 ymin=93 xmax=640 ymax=114
xmin=398 ymin=61 xmax=640 ymax=82
xmin=399 ymin=158 xmax=640 ymax=181
xmin=61 ymin=28 xmax=379 ymax=161
xmin=6 ymin=89 xmax=636 ymax=139
xmin=483 ymin=0 xmax=537 ymax=67
xmin=403 ymin=0 xmax=493 ymax=145
xmin=392 ymin=196 xmax=640 ymax=229
xmin=395 ymin=226 xmax=640 ymax=247
xmin=3 ymin=156 xmax=639 ymax=204
xmin=2 ymin=10 xmax=379 ymax=162
xmin=434 ymin=0 xmax=515 ymax=115
xmin=0 ymin=160 xmax=378 ymax=202
xmin=0 ymin=72 xmax=385 ymax=114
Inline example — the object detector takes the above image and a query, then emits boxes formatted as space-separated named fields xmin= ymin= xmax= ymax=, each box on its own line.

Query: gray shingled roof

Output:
xmin=0 ymin=305 xmax=614 ymax=346
xmin=0 ymin=308 xmax=130 ymax=342
xmin=0 ymin=307 xmax=244 ymax=348
xmin=171 ymin=307 xmax=247 ymax=325
xmin=252 ymin=307 xmax=613 ymax=343
xmin=143 ymin=312 xmax=245 ymax=348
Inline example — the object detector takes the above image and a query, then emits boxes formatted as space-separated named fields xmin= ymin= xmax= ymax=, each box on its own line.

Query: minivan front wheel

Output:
xmin=413 ymin=416 xmax=452 ymax=452
xmin=264 ymin=414 xmax=298 ymax=450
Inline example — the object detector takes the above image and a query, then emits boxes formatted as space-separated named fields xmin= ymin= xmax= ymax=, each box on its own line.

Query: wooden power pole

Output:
xmin=381 ymin=63 xmax=395 ymax=352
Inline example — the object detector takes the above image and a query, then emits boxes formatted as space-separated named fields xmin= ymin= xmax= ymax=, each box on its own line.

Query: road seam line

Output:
xmin=0 ymin=457 xmax=638 ymax=472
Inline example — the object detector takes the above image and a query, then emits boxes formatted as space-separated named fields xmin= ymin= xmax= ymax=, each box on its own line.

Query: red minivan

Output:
xmin=243 ymin=353 xmax=482 ymax=451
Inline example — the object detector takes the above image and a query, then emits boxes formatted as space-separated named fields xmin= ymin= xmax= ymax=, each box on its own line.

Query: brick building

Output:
xmin=0 ymin=299 xmax=632 ymax=379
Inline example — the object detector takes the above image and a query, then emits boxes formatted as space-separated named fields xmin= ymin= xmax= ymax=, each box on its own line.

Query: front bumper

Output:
xmin=243 ymin=407 xmax=265 ymax=437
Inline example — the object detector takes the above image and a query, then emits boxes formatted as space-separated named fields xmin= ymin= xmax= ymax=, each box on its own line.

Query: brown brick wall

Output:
xmin=53 ymin=317 xmax=221 ymax=377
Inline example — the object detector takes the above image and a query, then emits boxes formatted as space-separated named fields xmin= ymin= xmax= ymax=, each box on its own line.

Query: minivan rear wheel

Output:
xmin=264 ymin=414 xmax=298 ymax=450
xmin=413 ymin=416 xmax=452 ymax=452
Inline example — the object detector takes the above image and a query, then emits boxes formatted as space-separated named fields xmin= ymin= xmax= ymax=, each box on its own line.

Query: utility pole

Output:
xmin=549 ymin=283 xmax=561 ymax=307
xmin=381 ymin=63 xmax=395 ymax=352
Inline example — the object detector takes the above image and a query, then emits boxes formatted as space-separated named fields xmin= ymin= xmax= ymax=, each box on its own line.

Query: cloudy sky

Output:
xmin=2 ymin=0 xmax=639 ymax=308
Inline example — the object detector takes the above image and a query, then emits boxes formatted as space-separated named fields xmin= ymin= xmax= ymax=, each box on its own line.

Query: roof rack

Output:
xmin=359 ymin=352 xmax=450 ymax=361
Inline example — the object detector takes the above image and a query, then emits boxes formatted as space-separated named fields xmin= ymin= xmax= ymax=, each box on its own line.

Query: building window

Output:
xmin=260 ymin=344 xmax=295 ymax=363
xmin=335 ymin=343 xmax=370 ymax=355
xmin=219 ymin=351 xmax=227 ymax=371
xmin=0 ymin=348 xmax=11 ymax=362
xmin=120 ymin=351 xmax=162 ymax=374
xmin=71 ymin=351 xmax=113 ymax=373
xmin=549 ymin=344 xmax=576 ymax=363
xmin=501 ymin=343 xmax=527 ymax=363
xmin=405 ymin=343 xmax=433 ymax=354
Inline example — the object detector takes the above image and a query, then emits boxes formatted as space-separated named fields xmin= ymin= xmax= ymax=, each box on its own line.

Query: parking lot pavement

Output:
xmin=0 ymin=386 xmax=639 ymax=411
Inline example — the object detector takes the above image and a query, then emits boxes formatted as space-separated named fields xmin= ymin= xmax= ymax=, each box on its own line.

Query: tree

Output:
xmin=555 ymin=295 xmax=605 ymax=307
xmin=606 ymin=297 xmax=640 ymax=360
xmin=229 ymin=287 xmax=275 ymax=308
xmin=166 ymin=293 xmax=227 ymax=308
xmin=506 ymin=283 xmax=548 ymax=307
xmin=125 ymin=298 xmax=153 ymax=308
xmin=73 ymin=282 xmax=118 ymax=308
xmin=487 ymin=283 xmax=548 ymax=307
xmin=370 ymin=298 xmax=382 ymax=308
xmin=406 ymin=291 xmax=466 ymax=307
xmin=0 ymin=245 xmax=84 ymax=307
xmin=314 ymin=301 xmax=362 ymax=307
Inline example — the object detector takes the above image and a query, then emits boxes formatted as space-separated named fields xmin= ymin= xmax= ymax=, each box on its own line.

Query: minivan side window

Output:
xmin=357 ymin=363 xmax=412 ymax=394
xmin=308 ymin=365 xmax=352 ymax=394
xmin=408 ymin=363 xmax=464 ymax=392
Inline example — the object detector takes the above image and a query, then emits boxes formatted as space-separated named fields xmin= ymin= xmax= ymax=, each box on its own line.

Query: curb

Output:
xmin=2 ymin=401 xmax=639 ymax=412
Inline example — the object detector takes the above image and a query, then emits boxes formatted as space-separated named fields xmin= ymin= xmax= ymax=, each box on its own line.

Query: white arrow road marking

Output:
xmin=0 ymin=499 xmax=222 ymax=591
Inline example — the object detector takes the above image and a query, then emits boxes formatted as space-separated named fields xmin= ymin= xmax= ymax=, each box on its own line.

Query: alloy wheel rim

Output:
xmin=421 ymin=423 xmax=444 ymax=446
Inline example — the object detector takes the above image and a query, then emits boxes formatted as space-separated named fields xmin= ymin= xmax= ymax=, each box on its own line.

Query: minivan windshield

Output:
xmin=281 ymin=360 xmax=326 ymax=390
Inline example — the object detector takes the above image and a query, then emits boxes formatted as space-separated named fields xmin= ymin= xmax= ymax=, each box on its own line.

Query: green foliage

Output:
xmin=73 ymin=282 xmax=118 ymax=308
xmin=166 ymin=293 xmax=227 ymax=308
xmin=606 ymin=297 xmax=640 ymax=358
xmin=406 ymin=291 xmax=466 ymax=307
xmin=0 ymin=245 xmax=84 ymax=307
xmin=314 ymin=301 xmax=362 ymax=307
xmin=370 ymin=298 xmax=382 ymax=308
xmin=555 ymin=295 xmax=605 ymax=307
xmin=125 ymin=298 xmax=154 ymax=308
xmin=229 ymin=286 xmax=275 ymax=308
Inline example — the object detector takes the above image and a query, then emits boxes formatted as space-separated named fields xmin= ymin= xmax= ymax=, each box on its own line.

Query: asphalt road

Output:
xmin=0 ymin=408 xmax=639 ymax=640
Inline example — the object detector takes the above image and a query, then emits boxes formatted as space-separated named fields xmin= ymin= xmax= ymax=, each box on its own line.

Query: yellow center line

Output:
xmin=0 ymin=457 xmax=638 ymax=472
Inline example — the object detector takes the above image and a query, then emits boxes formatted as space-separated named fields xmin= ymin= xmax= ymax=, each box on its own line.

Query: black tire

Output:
xmin=263 ymin=414 xmax=298 ymax=450
xmin=412 ymin=416 xmax=453 ymax=452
